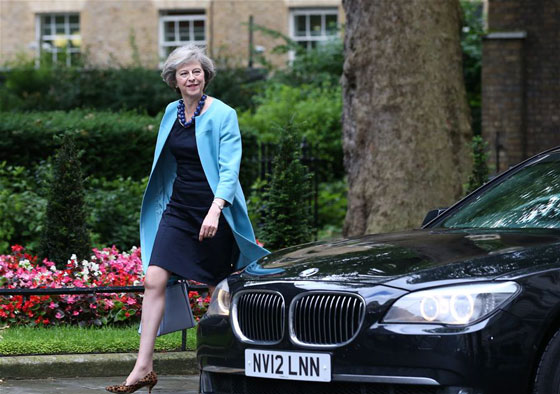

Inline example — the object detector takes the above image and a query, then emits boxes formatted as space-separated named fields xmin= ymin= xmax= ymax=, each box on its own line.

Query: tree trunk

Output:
xmin=342 ymin=0 xmax=472 ymax=236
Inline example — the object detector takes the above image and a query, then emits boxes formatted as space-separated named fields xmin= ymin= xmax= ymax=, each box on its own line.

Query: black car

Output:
xmin=197 ymin=147 xmax=560 ymax=394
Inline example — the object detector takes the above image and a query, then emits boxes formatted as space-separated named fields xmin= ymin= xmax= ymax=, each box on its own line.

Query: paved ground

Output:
xmin=0 ymin=374 xmax=199 ymax=394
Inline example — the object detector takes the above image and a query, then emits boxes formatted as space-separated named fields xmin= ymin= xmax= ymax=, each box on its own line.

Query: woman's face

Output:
xmin=175 ymin=61 xmax=205 ymax=99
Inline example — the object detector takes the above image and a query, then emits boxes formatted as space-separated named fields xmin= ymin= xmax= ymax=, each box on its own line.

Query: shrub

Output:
xmin=246 ymin=178 xmax=269 ymax=240
xmin=0 ymin=162 xmax=48 ymax=253
xmin=317 ymin=179 xmax=347 ymax=239
xmin=0 ymin=245 xmax=210 ymax=326
xmin=0 ymin=162 xmax=146 ymax=255
xmin=249 ymin=23 xmax=343 ymax=87
xmin=0 ymin=61 xmax=265 ymax=114
xmin=0 ymin=110 xmax=159 ymax=180
xmin=0 ymin=245 xmax=143 ymax=327
xmin=465 ymin=135 xmax=490 ymax=195
xmin=260 ymin=122 xmax=313 ymax=250
xmin=40 ymin=135 xmax=91 ymax=268
xmin=85 ymin=176 xmax=147 ymax=250
xmin=239 ymin=82 xmax=343 ymax=181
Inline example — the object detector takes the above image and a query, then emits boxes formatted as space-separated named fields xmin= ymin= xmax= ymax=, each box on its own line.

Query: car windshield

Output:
xmin=438 ymin=152 xmax=560 ymax=229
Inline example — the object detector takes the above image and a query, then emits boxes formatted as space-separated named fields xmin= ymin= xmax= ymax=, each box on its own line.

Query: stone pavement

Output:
xmin=0 ymin=352 xmax=197 ymax=380
xmin=0 ymin=374 xmax=199 ymax=393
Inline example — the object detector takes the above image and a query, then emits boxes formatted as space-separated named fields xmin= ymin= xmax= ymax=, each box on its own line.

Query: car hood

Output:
xmin=240 ymin=229 xmax=560 ymax=290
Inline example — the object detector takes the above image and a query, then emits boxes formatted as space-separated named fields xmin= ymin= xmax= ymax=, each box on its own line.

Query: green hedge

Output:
xmin=0 ymin=162 xmax=147 ymax=254
xmin=0 ymin=66 xmax=264 ymax=115
xmin=0 ymin=110 xmax=159 ymax=180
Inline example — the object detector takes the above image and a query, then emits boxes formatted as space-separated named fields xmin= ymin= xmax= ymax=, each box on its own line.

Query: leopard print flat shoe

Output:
xmin=105 ymin=371 xmax=158 ymax=393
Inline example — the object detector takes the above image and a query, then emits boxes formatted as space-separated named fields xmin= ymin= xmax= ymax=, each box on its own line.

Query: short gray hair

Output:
xmin=161 ymin=44 xmax=215 ymax=90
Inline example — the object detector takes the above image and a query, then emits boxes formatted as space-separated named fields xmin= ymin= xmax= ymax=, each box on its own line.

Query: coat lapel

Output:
xmin=151 ymin=101 xmax=179 ymax=175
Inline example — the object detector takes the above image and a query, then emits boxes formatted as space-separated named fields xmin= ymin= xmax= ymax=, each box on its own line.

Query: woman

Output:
xmin=106 ymin=44 xmax=268 ymax=393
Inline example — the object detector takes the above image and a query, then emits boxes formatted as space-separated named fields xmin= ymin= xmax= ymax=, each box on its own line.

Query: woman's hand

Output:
xmin=199 ymin=199 xmax=224 ymax=241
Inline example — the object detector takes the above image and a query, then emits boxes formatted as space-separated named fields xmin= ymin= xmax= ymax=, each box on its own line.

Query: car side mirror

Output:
xmin=422 ymin=208 xmax=448 ymax=226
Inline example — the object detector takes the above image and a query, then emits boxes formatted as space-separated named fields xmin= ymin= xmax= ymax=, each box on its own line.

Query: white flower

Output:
xmin=19 ymin=259 xmax=32 ymax=270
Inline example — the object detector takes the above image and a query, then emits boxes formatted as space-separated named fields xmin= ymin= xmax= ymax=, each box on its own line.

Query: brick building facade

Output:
xmin=483 ymin=0 xmax=560 ymax=172
xmin=0 ymin=0 xmax=343 ymax=68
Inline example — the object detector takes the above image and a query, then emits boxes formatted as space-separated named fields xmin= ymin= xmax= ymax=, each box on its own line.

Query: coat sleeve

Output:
xmin=214 ymin=108 xmax=242 ymax=205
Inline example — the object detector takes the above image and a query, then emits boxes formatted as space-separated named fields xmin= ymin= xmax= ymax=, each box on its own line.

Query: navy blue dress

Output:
xmin=149 ymin=119 xmax=236 ymax=286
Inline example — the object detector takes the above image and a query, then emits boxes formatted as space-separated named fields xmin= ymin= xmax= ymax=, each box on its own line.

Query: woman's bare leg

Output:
xmin=125 ymin=265 xmax=170 ymax=385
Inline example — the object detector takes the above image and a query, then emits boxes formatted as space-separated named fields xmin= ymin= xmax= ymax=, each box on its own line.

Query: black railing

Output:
xmin=0 ymin=283 xmax=208 ymax=351
xmin=242 ymin=137 xmax=323 ymax=239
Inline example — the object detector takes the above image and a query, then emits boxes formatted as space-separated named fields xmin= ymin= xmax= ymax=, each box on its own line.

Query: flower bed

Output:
xmin=0 ymin=245 xmax=210 ymax=326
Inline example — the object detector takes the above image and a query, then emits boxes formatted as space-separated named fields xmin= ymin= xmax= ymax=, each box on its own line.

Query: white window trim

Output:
xmin=158 ymin=13 xmax=206 ymax=65
xmin=288 ymin=8 xmax=338 ymax=61
xmin=36 ymin=13 xmax=81 ymax=66
xmin=289 ymin=8 xmax=339 ymax=44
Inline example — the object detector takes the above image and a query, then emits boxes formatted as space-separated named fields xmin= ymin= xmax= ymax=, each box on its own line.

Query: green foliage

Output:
xmin=465 ymin=135 xmax=490 ymax=195
xmin=461 ymin=0 xmax=484 ymax=135
xmin=0 ymin=162 xmax=147 ymax=254
xmin=0 ymin=110 xmax=159 ymax=180
xmin=0 ymin=54 xmax=175 ymax=115
xmin=0 ymin=325 xmax=196 ymax=355
xmin=40 ymin=135 xmax=90 ymax=267
xmin=246 ymin=178 xmax=269 ymax=240
xmin=85 ymin=176 xmax=147 ymax=250
xmin=249 ymin=23 xmax=343 ymax=87
xmin=0 ymin=162 xmax=48 ymax=252
xmin=260 ymin=122 xmax=313 ymax=250
xmin=0 ymin=56 xmax=265 ymax=114
xmin=239 ymin=82 xmax=343 ymax=181
xmin=317 ymin=179 xmax=347 ymax=239
xmin=206 ymin=62 xmax=267 ymax=111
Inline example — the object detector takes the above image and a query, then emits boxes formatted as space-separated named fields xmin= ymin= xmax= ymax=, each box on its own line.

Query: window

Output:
xmin=290 ymin=8 xmax=338 ymax=50
xmin=37 ymin=13 xmax=81 ymax=66
xmin=159 ymin=11 xmax=206 ymax=61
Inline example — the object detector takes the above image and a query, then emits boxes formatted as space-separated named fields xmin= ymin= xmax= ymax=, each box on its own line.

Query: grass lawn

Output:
xmin=0 ymin=325 xmax=197 ymax=356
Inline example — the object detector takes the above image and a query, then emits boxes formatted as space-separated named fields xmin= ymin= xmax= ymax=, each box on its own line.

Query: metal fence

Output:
xmin=0 ymin=283 xmax=208 ymax=351
xmin=242 ymin=138 xmax=322 ymax=239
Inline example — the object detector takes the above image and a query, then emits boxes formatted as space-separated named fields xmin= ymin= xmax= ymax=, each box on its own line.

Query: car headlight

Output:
xmin=206 ymin=278 xmax=231 ymax=317
xmin=383 ymin=281 xmax=519 ymax=325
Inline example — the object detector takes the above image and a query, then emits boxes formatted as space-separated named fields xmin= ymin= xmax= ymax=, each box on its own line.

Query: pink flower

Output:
xmin=48 ymin=302 xmax=57 ymax=309
xmin=55 ymin=312 xmax=64 ymax=319
xmin=72 ymin=310 xmax=79 ymax=316
xmin=126 ymin=299 xmax=137 ymax=305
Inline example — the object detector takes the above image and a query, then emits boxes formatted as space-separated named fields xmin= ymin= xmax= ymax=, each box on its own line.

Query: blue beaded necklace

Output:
xmin=177 ymin=94 xmax=207 ymax=128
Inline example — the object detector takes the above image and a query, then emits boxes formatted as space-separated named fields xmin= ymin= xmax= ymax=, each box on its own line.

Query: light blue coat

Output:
xmin=139 ymin=98 xmax=269 ymax=274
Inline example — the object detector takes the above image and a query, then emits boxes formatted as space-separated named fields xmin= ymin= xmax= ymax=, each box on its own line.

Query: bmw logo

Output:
xmin=299 ymin=268 xmax=319 ymax=277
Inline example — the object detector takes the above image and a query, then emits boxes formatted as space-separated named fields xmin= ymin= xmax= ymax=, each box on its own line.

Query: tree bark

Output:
xmin=342 ymin=0 xmax=472 ymax=236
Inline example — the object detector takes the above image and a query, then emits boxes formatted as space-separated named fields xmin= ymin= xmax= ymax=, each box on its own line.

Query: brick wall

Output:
xmin=483 ymin=0 xmax=560 ymax=172
xmin=0 ymin=0 xmax=343 ymax=69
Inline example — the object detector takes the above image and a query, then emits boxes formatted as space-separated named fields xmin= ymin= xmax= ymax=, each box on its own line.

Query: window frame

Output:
xmin=289 ymin=7 xmax=339 ymax=51
xmin=158 ymin=12 xmax=207 ymax=64
xmin=36 ymin=13 xmax=81 ymax=67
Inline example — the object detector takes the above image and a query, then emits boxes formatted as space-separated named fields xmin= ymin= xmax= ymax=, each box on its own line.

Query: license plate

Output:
xmin=245 ymin=349 xmax=331 ymax=382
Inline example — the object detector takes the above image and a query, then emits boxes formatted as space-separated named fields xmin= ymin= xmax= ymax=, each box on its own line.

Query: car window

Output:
xmin=439 ymin=153 xmax=560 ymax=229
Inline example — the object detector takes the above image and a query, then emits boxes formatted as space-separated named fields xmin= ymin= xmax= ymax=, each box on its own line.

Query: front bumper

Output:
xmin=197 ymin=285 xmax=537 ymax=394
